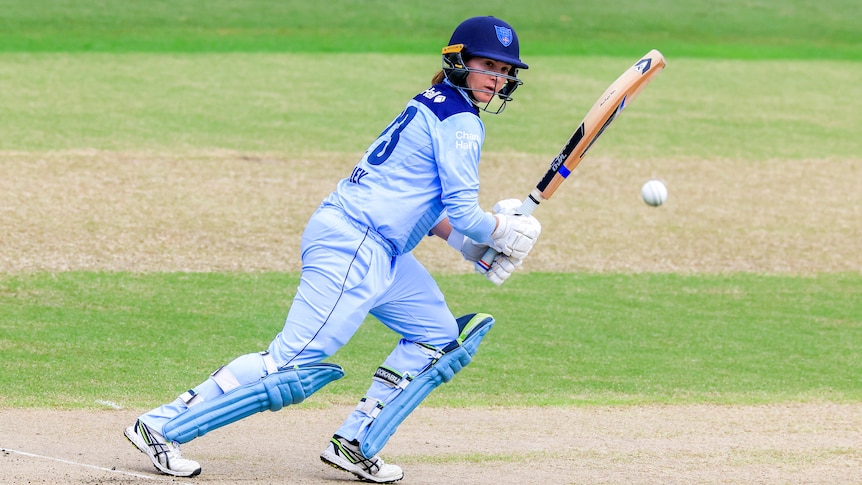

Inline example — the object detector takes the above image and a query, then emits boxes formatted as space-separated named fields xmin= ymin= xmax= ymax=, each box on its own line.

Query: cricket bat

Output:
xmin=477 ymin=49 xmax=667 ymax=272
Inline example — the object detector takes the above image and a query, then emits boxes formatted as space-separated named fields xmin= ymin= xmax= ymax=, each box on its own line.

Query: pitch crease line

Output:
xmin=2 ymin=447 xmax=193 ymax=484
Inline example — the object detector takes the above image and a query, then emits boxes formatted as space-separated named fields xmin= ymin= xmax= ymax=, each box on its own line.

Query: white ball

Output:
xmin=641 ymin=180 xmax=668 ymax=207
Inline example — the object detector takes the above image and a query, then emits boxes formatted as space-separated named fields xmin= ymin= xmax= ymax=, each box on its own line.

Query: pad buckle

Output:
xmin=356 ymin=397 xmax=384 ymax=418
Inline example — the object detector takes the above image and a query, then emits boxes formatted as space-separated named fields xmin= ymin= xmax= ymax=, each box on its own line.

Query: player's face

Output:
xmin=465 ymin=57 xmax=514 ymax=104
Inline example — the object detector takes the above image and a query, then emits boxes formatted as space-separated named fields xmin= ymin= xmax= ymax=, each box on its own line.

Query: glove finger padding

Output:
xmin=486 ymin=255 xmax=523 ymax=286
xmin=493 ymin=198 xmax=523 ymax=215
xmin=490 ymin=213 xmax=541 ymax=260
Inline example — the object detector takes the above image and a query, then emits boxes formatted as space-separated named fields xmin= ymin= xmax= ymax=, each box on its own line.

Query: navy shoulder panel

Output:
xmin=412 ymin=83 xmax=478 ymax=121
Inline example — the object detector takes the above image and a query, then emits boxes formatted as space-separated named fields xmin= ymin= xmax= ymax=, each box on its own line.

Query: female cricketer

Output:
xmin=124 ymin=16 xmax=541 ymax=483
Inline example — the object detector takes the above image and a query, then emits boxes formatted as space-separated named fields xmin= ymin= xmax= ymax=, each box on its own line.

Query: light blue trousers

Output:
xmin=141 ymin=206 xmax=459 ymax=445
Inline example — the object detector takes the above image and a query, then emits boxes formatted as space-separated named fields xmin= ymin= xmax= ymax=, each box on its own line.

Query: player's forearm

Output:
xmin=444 ymin=204 xmax=496 ymax=243
xmin=430 ymin=219 xmax=453 ymax=240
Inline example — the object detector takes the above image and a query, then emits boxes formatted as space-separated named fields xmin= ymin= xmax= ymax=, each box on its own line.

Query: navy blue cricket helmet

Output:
xmin=442 ymin=16 xmax=527 ymax=114
xmin=448 ymin=16 xmax=528 ymax=69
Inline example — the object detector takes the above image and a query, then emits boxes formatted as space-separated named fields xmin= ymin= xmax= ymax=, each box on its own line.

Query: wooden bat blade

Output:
xmin=538 ymin=49 xmax=666 ymax=200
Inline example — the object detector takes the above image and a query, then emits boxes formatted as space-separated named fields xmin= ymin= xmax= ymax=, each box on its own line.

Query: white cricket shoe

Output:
xmin=124 ymin=419 xmax=202 ymax=477
xmin=320 ymin=434 xmax=403 ymax=483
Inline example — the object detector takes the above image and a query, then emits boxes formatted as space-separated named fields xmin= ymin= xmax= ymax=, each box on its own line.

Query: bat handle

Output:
xmin=474 ymin=247 xmax=498 ymax=273
xmin=473 ymin=193 xmax=540 ymax=273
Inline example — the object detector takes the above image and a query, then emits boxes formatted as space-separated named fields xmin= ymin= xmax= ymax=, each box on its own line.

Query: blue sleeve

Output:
xmin=432 ymin=112 xmax=497 ymax=243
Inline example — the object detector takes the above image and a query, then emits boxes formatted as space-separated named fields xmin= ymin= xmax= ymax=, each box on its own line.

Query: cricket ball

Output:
xmin=641 ymin=180 xmax=668 ymax=207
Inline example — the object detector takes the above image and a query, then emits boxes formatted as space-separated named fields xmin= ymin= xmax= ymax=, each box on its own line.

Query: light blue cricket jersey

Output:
xmin=323 ymin=82 xmax=497 ymax=255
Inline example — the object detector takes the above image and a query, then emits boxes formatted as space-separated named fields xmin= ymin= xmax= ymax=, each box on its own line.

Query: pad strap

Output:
xmin=211 ymin=365 xmax=241 ymax=393
xmin=179 ymin=351 xmax=280 ymax=408
xmin=373 ymin=366 xmax=413 ymax=390
xmin=356 ymin=397 xmax=385 ymax=419
xmin=179 ymin=389 xmax=197 ymax=405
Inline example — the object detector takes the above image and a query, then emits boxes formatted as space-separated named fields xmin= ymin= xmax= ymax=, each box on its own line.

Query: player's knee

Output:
xmin=222 ymin=352 xmax=271 ymax=384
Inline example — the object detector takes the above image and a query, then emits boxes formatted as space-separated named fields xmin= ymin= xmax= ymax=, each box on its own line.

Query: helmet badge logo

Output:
xmin=494 ymin=26 xmax=513 ymax=47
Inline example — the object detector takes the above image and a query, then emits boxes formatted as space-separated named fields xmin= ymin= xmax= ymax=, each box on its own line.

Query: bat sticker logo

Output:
xmin=634 ymin=58 xmax=652 ymax=74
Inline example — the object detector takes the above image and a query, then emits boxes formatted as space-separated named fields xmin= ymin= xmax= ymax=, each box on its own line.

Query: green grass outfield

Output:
xmin=1 ymin=1 xmax=860 ymax=410
xmin=2 ymin=0 xmax=860 ymax=59
xmin=1 ymin=272 xmax=859 ymax=409
xmin=2 ymin=54 xmax=860 ymax=159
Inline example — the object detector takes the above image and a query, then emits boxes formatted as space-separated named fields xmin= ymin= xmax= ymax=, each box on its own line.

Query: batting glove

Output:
xmin=489 ymin=212 xmax=541 ymax=260
xmin=485 ymin=254 xmax=523 ymax=286
xmin=493 ymin=198 xmax=523 ymax=215
xmin=447 ymin=230 xmax=490 ymax=265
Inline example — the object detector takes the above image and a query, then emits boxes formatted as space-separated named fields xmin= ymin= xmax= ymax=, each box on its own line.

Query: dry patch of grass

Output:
xmin=2 ymin=150 xmax=860 ymax=274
